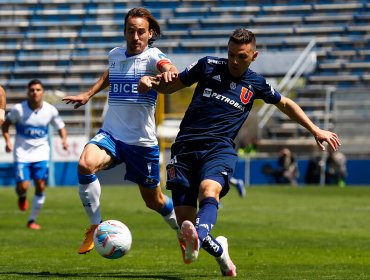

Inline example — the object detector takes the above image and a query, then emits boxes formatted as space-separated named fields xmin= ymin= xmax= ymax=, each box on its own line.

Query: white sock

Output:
xmin=229 ymin=177 xmax=237 ymax=185
xmin=78 ymin=177 xmax=102 ymax=225
xmin=163 ymin=209 xmax=180 ymax=230
xmin=29 ymin=193 xmax=45 ymax=222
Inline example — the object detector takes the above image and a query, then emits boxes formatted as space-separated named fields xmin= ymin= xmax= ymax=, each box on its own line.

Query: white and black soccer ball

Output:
xmin=93 ymin=220 xmax=132 ymax=259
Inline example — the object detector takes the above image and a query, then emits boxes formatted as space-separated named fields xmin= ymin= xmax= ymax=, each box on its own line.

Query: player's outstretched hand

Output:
xmin=138 ymin=76 xmax=161 ymax=94
xmin=161 ymin=70 xmax=178 ymax=83
xmin=62 ymin=93 xmax=90 ymax=109
xmin=314 ymin=129 xmax=341 ymax=151
xmin=5 ymin=140 xmax=13 ymax=153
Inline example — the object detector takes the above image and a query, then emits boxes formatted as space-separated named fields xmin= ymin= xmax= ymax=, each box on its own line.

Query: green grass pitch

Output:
xmin=0 ymin=185 xmax=370 ymax=279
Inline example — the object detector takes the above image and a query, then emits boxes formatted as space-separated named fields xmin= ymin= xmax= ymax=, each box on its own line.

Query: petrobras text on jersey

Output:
xmin=203 ymin=88 xmax=244 ymax=111
xmin=211 ymin=92 xmax=244 ymax=111
xmin=110 ymin=82 xmax=138 ymax=94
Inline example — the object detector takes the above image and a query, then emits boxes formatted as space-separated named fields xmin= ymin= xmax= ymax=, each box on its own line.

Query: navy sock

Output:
xmin=202 ymin=234 xmax=223 ymax=257
xmin=196 ymin=197 xmax=219 ymax=244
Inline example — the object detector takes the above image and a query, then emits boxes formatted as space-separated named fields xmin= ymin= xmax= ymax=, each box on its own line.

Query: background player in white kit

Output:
xmin=63 ymin=7 xmax=179 ymax=254
xmin=2 ymin=79 xmax=68 ymax=230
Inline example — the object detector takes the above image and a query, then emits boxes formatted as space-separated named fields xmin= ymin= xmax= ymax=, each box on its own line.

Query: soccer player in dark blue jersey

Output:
xmin=139 ymin=28 xmax=340 ymax=277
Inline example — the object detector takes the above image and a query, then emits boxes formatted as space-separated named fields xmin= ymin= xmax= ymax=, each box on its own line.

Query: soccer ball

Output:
xmin=93 ymin=220 xmax=132 ymax=259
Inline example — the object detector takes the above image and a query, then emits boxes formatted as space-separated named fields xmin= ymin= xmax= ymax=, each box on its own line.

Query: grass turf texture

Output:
xmin=0 ymin=185 xmax=369 ymax=279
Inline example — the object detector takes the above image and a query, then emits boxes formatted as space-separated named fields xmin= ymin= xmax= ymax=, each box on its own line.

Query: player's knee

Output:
xmin=78 ymin=157 xmax=97 ymax=174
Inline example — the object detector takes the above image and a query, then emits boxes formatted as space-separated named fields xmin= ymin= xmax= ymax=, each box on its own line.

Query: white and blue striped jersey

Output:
xmin=102 ymin=46 xmax=171 ymax=147
xmin=6 ymin=101 xmax=65 ymax=163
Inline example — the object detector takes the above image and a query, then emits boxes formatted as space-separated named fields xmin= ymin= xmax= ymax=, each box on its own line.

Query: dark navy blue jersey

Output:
xmin=176 ymin=56 xmax=282 ymax=144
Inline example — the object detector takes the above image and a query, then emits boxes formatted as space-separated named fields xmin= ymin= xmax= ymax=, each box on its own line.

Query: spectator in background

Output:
xmin=274 ymin=148 xmax=299 ymax=186
xmin=62 ymin=7 xmax=180 ymax=255
xmin=0 ymin=85 xmax=6 ymax=126
xmin=2 ymin=79 xmax=68 ymax=230
xmin=326 ymin=151 xmax=347 ymax=187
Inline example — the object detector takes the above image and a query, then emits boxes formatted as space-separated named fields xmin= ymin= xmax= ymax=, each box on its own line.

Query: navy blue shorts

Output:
xmin=166 ymin=139 xmax=238 ymax=207
xmin=88 ymin=129 xmax=160 ymax=188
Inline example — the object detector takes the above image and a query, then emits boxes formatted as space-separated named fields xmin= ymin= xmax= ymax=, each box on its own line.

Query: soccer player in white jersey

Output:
xmin=63 ymin=7 xmax=180 ymax=255
xmin=0 ymin=85 xmax=6 ymax=126
xmin=2 ymin=79 xmax=68 ymax=230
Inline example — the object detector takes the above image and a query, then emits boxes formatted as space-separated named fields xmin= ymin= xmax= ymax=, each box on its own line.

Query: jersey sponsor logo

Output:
xmin=17 ymin=125 xmax=48 ymax=139
xmin=212 ymin=75 xmax=221 ymax=82
xmin=240 ymin=87 xmax=253 ymax=105
xmin=211 ymin=92 xmax=244 ymax=111
xmin=110 ymin=61 xmax=116 ymax=68
xmin=110 ymin=82 xmax=138 ymax=94
xmin=207 ymin=58 xmax=227 ymax=65
xmin=230 ymin=82 xmax=236 ymax=90
xmin=203 ymin=88 xmax=245 ymax=111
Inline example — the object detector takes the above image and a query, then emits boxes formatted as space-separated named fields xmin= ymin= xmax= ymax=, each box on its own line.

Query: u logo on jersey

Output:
xmin=240 ymin=87 xmax=253 ymax=105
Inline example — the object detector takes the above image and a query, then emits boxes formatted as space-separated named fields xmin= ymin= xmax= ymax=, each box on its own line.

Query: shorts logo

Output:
xmin=145 ymin=178 xmax=155 ymax=184
xmin=167 ymin=164 xmax=176 ymax=180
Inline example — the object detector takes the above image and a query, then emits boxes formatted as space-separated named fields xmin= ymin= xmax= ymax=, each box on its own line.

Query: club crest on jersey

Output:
xmin=230 ymin=82 xmax=236 ymax=90
xmin=240 ymin=86 xmax=253 ymax=105
xmin=203 ymin=88 xmax=212 ymax=97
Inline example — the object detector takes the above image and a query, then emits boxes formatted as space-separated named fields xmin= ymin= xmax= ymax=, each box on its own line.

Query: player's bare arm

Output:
xmin=138 ymin=74 xmax=186 ymax=95
xmin=1 ymin=118 xmax=13 ymax=153
xmin=0 ymin=85 xmax=6 ymax=125
xmin=275 ymin=96 xmax=341 ymax=151
xmin=63 ymin=69 xmax=110 ymax=109
xmin=58 ymin=127 xmax=68 ymax=150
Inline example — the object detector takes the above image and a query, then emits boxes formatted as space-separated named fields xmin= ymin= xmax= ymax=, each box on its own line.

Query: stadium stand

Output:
xmin=0 ymin=0 xmax=368 ymax=157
